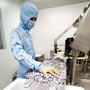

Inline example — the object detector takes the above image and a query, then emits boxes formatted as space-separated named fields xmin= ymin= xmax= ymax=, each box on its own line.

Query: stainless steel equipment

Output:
xmin=71 ymin=4 xmax=90 ymax=85
xmin=35 ymin=53 xmax=44 ymax=61
xmin=53 ymin=3 xmax=90 ymax=89
xmin=72 ymin=7 xmax=90 ymax=53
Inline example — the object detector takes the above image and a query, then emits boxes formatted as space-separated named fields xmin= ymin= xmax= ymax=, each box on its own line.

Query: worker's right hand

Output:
xmin=39 ymin=65 xmax=60 ymax=78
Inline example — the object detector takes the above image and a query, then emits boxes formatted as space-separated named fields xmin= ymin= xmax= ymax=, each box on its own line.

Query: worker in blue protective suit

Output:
xmin=10 ymin=2 xmax=59 ymax=79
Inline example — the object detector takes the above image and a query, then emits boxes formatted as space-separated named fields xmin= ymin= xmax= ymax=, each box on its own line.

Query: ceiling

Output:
xmin=20 ymin=0 xmax=90 ymax=9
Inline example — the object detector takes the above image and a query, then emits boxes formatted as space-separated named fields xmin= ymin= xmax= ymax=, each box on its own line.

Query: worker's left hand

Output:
xmin=39 ymin=65 xmax=60 ymax=78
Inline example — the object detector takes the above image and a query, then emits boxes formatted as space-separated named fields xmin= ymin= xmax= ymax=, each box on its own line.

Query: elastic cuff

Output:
xmin=38 ymin=64 xmax=43 ymax=71
xmin=35 ymin=63 xmax=43 ymax=72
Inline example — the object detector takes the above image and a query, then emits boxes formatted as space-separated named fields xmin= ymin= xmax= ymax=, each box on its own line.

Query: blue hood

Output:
xmin=20 ymin=2 xmax=38 ymax=30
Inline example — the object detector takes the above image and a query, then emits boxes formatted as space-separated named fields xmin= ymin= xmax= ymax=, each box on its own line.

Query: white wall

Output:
xmin=31 ymin=1 xmax=90 ymax=58
xmin=1 ymin=0 xmax=22 ymax=49
xmin=0 ymin=0 xmax=22 ymax=89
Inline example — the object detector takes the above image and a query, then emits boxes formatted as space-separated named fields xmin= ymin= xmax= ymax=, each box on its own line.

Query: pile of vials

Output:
xmin=25 ymin=58 xmax=66 ymax=90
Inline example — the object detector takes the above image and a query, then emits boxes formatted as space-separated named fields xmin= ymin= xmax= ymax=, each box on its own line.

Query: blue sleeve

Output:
xmin=10 ymin=30 xmax=42 ymax=71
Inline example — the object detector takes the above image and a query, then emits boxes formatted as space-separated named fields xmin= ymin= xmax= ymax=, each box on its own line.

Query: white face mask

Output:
xmin=28 ymin=20 xmax=35 ymax=29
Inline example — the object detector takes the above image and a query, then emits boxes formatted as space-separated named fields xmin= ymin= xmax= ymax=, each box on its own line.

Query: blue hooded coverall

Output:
xmin=10 ymin=2 xmax=42 ymax=78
